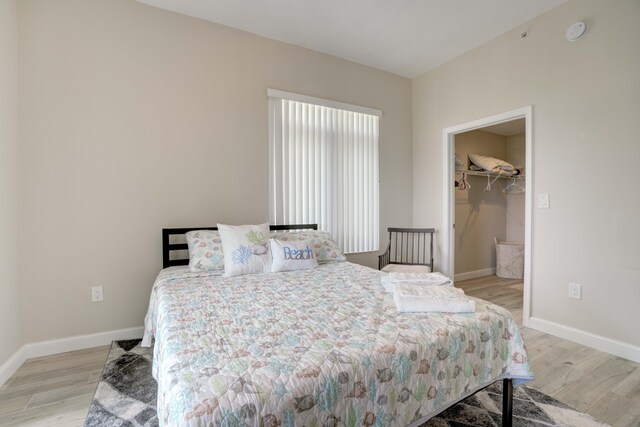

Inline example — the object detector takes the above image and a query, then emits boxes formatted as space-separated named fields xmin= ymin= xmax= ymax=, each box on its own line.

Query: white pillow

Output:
xmin=468 ymin=153 xmax=516 ymax=173
xmin=269 ymin=238 xmax=318 ymax=272
xmin=218 ymin=223 xmax=272 ymax=277
xmin=270 ymin=230 xmax=346 ymax=263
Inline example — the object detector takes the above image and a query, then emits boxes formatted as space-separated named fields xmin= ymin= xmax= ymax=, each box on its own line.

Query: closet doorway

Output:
xmin=442 ymin=107 xmax=532 ymax=326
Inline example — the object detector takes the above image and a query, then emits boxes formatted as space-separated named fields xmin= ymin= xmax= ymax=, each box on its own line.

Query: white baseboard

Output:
xmin=0 ymin=345 xmax=27 ymax=387
xmin=0 ymin=326 xmax=144 ymax=387
xmin=454 ymin=267 xmax=496 ymax=282
xmin=24 ymin=326 xmax=144 ymax=359
xmin=528 ymin=317 xmax=640 ymax=363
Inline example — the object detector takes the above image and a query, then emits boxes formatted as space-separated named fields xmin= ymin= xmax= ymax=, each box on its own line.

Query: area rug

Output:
xmin=86 ymin=340 xmax=609 ymax=427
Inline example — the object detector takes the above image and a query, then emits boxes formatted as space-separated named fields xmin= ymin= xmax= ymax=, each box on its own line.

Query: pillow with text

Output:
xmin=270 ymin=230 xmax=346 ymax=263
xmin=269 ymin=238 xmax=318 ymax=272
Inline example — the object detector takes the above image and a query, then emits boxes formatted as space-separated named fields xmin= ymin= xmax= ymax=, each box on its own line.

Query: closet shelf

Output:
xmin=455 ymin=169 xmax=525 ymax=179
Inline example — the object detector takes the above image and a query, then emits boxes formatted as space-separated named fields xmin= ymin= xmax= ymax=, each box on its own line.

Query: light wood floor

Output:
xmin=1 ymin=275 xmax=639 ymax=426
xmin=0 ymin=345 xmax=109 ymax=426
xmin=458 ymin=276 xmax=640 ymax=427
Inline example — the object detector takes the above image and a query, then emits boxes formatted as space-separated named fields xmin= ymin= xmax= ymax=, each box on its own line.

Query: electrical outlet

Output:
xmin=91 ymin=286 xmax=104 ymax=303
xmin=568 ymin=282 xmax=582 ymax=300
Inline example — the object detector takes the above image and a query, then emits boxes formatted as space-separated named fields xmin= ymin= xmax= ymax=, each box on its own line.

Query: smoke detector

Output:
xmin=566 ymin=21 xmax=587 ymax=41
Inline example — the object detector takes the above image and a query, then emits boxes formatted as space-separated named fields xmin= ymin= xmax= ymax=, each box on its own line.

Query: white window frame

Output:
xmin=268 ymin=89 xmax=381 ymax=254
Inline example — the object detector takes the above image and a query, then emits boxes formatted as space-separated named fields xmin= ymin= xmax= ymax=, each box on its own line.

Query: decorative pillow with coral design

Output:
xmin=270 ymin=230 xmax=346 ymax=263
xmin=218 ymin=223 xmax=272 ymax=277
xmin=186 ymin=230 xmax=225 ymax=272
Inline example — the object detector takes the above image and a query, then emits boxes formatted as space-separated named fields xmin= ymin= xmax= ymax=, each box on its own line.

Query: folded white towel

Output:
xmin=381 ymin=264 xmax=431 ymax=273
xmin=381 ymin=272 xmax=452 ymax=293
xmin=393 ymin=284 xmax=476 ymax=313
xmin=389 ymin=271 xmax=451 ymax=284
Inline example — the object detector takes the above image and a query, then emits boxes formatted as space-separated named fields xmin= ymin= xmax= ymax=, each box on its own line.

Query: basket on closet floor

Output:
xmin=494 ymin=237 xmax=524 ymax=279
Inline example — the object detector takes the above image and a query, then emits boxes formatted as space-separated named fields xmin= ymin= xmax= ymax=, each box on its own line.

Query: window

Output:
xmin=268 ymin=89 xmax=380 ymax=254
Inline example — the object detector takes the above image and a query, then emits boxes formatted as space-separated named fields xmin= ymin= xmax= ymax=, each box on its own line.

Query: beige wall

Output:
xmin=18 ymin=0 xmax=412 ymax=342
xmin=454 ymin=130 xmax=507 ymax=275
xmin=0 ymin=0 xmax=22 ymax=366
xmin=413 ymin=0 xmax=640 ymax=346
xmin=506 ymin=133 xmax=525 ymax=243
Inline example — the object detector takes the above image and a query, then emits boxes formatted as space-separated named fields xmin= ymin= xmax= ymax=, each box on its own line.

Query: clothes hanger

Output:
xmin=458 ymin=172 xmax=470 ymax=190
xmin=502 ymin=177 xmax=525 ymax=194
xmin=483 ymin=173 xmax=501 ymax=192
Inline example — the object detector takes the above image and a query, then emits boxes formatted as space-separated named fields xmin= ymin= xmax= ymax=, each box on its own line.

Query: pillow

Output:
xmin=269 ymin=238 xmax=318 ymax=272
xmin=218 ymin=223 xmax=272 ymax=277
xmin=186 ymin=230 xmax=225 ymax=272
xmin=270 ymin=230 xmax=346 ymax=263
xmin=468 ymin=153 xmax=516 ymax=174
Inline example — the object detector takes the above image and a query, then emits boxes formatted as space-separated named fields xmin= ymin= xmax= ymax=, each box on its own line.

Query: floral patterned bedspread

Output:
xmin=142 ymin=262 xmax=533 ymax=427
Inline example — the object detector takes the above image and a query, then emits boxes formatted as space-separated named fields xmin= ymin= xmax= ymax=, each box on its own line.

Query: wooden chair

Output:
xmin=378 ymin=227 xmax=435 ymax=272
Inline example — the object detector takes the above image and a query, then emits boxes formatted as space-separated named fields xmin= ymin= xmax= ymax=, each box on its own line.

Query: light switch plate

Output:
xmin=538 ymin=194 xmax=550 ymax=209
xmin=91 ymin=286 xmax=104 ymax=302
xmin=568 ymin=283 xmax=582 ymax=300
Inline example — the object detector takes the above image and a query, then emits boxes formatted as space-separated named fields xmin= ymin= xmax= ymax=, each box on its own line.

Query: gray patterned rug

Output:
xmin=86 ymin=340 xmax=608 ymax=427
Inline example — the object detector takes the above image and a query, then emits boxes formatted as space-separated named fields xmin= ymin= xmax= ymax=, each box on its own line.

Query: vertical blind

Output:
xmin=268 ymin=91 xmax=380 ymax=254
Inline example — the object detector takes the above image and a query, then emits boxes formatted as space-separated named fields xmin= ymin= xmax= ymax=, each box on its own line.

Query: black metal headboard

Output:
xmin=162 ymin=224 xmax=318 ymax=269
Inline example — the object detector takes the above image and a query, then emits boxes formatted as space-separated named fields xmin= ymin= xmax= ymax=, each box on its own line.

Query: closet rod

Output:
xmin=454 ymin=170 xmax=525 ymax=179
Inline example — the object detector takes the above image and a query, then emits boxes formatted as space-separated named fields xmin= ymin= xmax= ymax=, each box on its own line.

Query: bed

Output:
xmin=143 ymin=225 xmax=533 ymax=426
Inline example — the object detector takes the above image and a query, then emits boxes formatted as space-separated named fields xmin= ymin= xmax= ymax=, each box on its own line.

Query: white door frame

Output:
xmin=442 ymin=106 xmax=533 ymax=326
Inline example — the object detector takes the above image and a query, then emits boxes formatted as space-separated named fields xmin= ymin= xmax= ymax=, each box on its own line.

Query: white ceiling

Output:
xmin=135 ymin=0 xmax=565 ymax=78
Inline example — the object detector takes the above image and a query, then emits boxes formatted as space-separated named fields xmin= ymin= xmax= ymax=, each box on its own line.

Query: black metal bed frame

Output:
xmin=503 ymin=378 xmax=513 ymax=427
xmin=430 ymin=379 xmax=513 ymax=426
xmin=378 ymin=227 xmax=435 ymax=271
xmin=162 ymin=224 xmax=318 ymax=269
xmin=161 ymin=223 xmax=514 ymax=425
